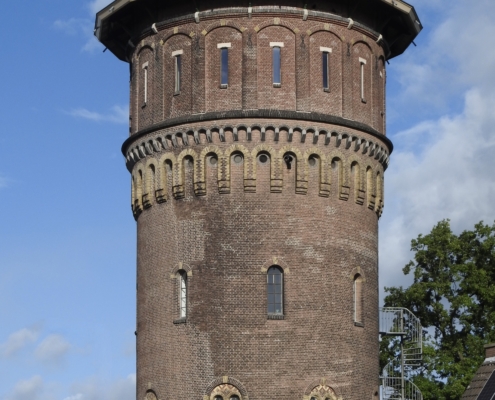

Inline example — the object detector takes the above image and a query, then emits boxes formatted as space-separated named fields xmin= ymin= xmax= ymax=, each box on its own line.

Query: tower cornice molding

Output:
xmin=122 ymin=109 xmax=393 ymax=156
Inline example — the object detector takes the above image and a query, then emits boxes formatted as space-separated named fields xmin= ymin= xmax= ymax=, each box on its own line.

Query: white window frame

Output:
xmin=172 ymin=50 xmax=183 ymax=94
xmin=217 ymin=43 xmax=231 ymax=88
xmin=320 ymin=47 xmax=332 ymax=91
xmin=179 ymin=271 xmax=187 ymax=318
xmin=270 ymin=43 xmax=283 ymax=87
xmin=359 ymin=57 xmax=367 ymax=103
xmin=142 ymin=62 xmax=149 ymax=105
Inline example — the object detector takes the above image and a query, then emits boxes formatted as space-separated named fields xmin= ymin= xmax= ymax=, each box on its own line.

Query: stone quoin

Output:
xmin=94 ymin=1 xmax=421 ymax=399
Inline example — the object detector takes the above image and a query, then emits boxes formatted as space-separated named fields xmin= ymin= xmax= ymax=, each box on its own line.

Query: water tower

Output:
xmin=95 ymin=1 xmax=421 ymax=398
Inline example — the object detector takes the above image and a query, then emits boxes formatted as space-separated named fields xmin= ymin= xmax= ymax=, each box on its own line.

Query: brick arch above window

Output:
xmin=260 ymin=257 xmax=290 ymax=274
xmin=348 ymin=266 xmax=367 ymax=282
xmin=202 ymin=20 xmax=244 ymax=35
xmin=169 ymin=262 xmax=193 ymax=278
xmin=145 ymin=389 xmax=158 ymax=400
xmin=254 ymin=18 xmax=298 ymax=34
xmin=204 ymin=376 xmax=249 ymax=400
xmin=303 ymin=378 xmax=342 ymax=400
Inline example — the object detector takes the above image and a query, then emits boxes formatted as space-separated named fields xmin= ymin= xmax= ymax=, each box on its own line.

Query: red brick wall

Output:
xmin=124 ymin=9 xmax=390 ymax=400
xmin=129 ymin=14 xmax=386 ymax=135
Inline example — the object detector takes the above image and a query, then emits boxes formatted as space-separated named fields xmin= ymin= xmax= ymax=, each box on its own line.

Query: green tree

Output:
xmin=381 ymin=220 xmax=495 ymax=400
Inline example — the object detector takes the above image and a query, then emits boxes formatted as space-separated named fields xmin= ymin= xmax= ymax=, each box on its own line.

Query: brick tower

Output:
xmin=95 ymin=1 xmax=421 ymax=399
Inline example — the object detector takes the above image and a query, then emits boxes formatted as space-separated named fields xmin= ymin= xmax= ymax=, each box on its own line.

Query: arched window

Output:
xmin=214 ymin=396 xmax=223 ymax=400
xmin=230 ymin=396 xmax=240 ymax=400
xmin=179 ymin=270 xmax=187 ymax=318
xmin=267 ymin=266 xmax=283 ymax=315
xmin=354 ymin=274 xmax=363 ymax=325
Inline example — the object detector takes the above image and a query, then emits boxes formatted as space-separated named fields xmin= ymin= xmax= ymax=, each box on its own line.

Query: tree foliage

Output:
xmin=381 ymin=220 xmax=495 ymax=400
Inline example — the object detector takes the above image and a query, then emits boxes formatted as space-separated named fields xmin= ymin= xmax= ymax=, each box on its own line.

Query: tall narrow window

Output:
xmin=354 ymin=274 xmax=363 ymax=325
xmin=175 ymin=55 xmax=181 ymax=93
xmin=270 ymin=42 xmax=283 ymax=86
xmin=267 ymin=266 xmax=283 ymax=315
xmin=179 ymin=271 xmax=187 ymax=318
xmin=320 ymin=47 xmax=332 ymax=91
xmin=359 ymin=57 xmax=367 ymax=103
xmin=221 ymin=48 xmax=228 ymax=86
xmin=217 ymin=43 xmax=231 ymax=88
xmin=142 ymin=62 xmax=149 ymax=106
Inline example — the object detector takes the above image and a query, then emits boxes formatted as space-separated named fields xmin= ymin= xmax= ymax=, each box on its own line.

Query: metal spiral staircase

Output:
xmin=379 ymin=307 xmax=423 ymax=400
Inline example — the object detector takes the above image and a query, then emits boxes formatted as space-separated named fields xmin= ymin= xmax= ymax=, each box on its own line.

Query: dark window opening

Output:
xmin=175 ymin=55 xmax=182 ymax=93
xmin=322 ymin=51 xmax=329 ymax=90
xmin=273 ymin=47 xmax=281 ymax=85
xmin=267 ymin=266 xmax=283 ymax=314
xmin=221 ymin=47 xmax=229 ymax=86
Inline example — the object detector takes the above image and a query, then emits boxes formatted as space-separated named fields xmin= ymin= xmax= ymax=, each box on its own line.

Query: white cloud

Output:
xmin=53 ymin=17 xmax=103 ymax=54
xmin=380 ymin=88 xmax=495 ymax=295
xmin=65 ymin=374 xmax=136 ymax=400
xmin=35 ymin=334 xmax=71 ymax=366
xmin=89 ymin=0 xmax=112 ymax=15
xmin=378 ymin=0 xmax=495 ymax=299
xmin=388 ymin=0 xmax=495 ymax=119
xmin=0 ymin=327 xmax=40 ymax=358
xmin=5 ymin=376 xmax=44 ymax=400
xmin=53 ymin=18 xmax=90 ymax=36
xmin=67 ymin=105 xmax=128 ymax=124
xmin=63 ymin=394 xmax=84 ymax=400
xmin=0 ymin=173 xmax=8 ymax=189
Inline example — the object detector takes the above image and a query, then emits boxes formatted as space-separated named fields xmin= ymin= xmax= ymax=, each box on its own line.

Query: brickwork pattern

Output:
xmin=124 ymin=9 xmax=390 ymax=400
xmin=128 ymin=13 xmax=386 ymax=136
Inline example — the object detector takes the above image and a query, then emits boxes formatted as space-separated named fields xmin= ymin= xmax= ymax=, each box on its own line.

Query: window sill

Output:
xmin=354 ymin=321 xmax=364 ymax=327
xmin=323 ymin=88 xmax=330 ymax=93
xmin=174 ymin=91 xmax=181 ymax=96
xmin=361 ymin=98 xmax=367 ymax=104
xmin=268 ymin=313 xmax=284 ymax=320
xmin=220 ymin=84 xmax=228 ymax=89
xmin=173 ymin=317 xmax=187 ymax=324
xmin=273 ymin=83 xmax=281 ymax=88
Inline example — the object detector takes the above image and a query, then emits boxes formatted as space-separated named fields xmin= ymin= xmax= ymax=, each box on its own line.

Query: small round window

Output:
xmin=232 ymin=153 xmax=243 ymax=164
xmin=258 ymin=154 xmax=269 ymax=164
xmin=308 ymin=157 xmax=317 ymax=166
xmin=209 ymin=155 xmax=218 ymax=166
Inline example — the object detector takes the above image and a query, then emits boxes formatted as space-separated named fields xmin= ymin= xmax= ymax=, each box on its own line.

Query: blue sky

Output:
xmin=1 ymin=0 xmax=494 ymax=399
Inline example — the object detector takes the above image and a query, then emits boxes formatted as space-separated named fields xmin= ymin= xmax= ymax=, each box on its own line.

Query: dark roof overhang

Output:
xmin=95 ymin=0 xmax=422 ymax=62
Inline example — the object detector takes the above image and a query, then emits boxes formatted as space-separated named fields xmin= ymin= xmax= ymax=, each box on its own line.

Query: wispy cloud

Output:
xmin=388 ymin=0 xmax=495 ymax=122
xmin=67 ymin=105 xmax=128 ymax=124
xmin=380 ymin=88 xmax=495 ymax=295
xmin=0 ymin=173 xmax=8 ymax=189
xmin=378 ymin=0 xmax=495 ymax=299
xmin=53 ymin=18 xmax=90 ymax=36
xmin=65 ymin=374 xmax=136 ymax=400
xmin=89 ymin=0 xmax=112 ymax=15
xmin=0 ymin=327 xmax=41 ymax=358
xmin=35 ymin=334 xmax=71 ymax=366
xmin=5 ymin=376 xmax=44 ymax=400
xmin=52 ymin=16 xmax=103 ymax=54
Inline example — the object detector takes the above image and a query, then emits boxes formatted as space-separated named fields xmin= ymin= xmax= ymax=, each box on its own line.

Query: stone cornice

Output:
xmin=122 ymin=109 xmax=393 ymax=155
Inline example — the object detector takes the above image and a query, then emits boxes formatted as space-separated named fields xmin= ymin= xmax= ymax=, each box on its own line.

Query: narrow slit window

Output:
xmin=322 ymin=52 xmax=329 ymax=90
xmin=267 ymin=266 xmax=283 ymax=315
xmin=179 ymin=271 xmax=187 ymax=318
xmin=320 ymin=47 xmax=332 ymax=91
xmin=142 ymin=62 xmax=148 ymax=105
xmin=354 ymin=274 xmax=363 ymax=324
xmin=174 ymin=55 xmax=182 ymax=94
xmin=221 ymin=47 xmax=229 ymax=86
xmin=272 ymin=46 xmax=281 ymax=85
xmin=359 ymin=57 xmax=367 ymax=103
